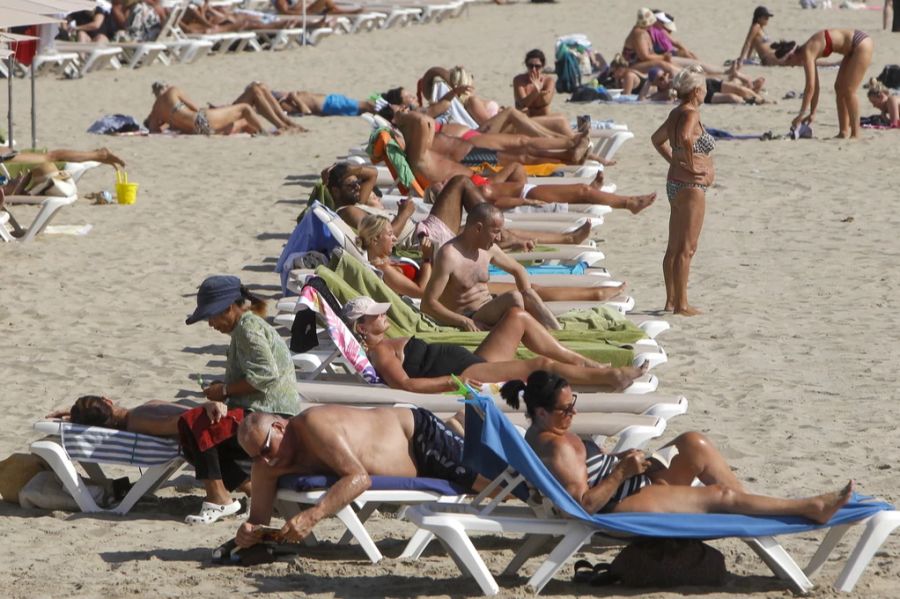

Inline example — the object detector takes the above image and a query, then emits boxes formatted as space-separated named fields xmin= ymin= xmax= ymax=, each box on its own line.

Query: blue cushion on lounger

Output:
xmin=278 ymin=474 xmax=466 ymax=496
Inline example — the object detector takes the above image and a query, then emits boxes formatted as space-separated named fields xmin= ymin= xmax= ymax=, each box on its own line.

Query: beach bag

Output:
xmin=124 ymin=2 xmax=161 ymax=42
xmin=876 ymin=64 xmax=900 ymax=90
xmin=27 ymin=168 xmax=76 ymax=197
xmin=577 ymin=539 xmax=728 ymax=588
xmin=570 ymin=86 xmax=610 ymax=103
xmin=0 ymin=453 xmax=47 ymax=504
xmin=555 ymin=47 xmax=582 ymax=94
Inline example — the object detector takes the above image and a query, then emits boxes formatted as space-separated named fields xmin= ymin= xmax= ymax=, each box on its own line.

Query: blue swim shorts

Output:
xmin=321 ymin=94 xmax=360 ymax=117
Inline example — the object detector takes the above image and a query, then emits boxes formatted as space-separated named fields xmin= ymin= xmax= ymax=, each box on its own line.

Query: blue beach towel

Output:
xmin=463 ymin=393 xmax=893 ymax=539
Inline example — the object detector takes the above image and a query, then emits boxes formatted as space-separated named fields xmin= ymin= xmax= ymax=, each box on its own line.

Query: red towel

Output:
xmin=178 ymin=406 xmax=245 ymax=452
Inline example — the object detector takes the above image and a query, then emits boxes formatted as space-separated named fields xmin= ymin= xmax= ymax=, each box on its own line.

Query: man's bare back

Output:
xmin=127 ymin=401 xmax=190 ymax=436
xmin=257 ymin=406 xmax=419 ymax=480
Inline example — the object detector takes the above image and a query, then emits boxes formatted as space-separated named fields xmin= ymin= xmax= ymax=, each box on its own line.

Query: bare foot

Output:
xmin=286 ymin=125 xmax=308 ymax=134
xmin=625 ymin=192 xmax=656 ymax=214
xmin=566 ymin=221 xmax=592 ymax=245
xmin=752 ymin=77 xmax=766 ymax=92
xmin=98 ymin=148 xmax=126 ymax=169
xmin=664 ymin=302 xmax=674 ymax=312
xmin=806 ymin=480 xmax=854 ymax=524
xmin=589 ymin=170 xmax=605 ymax=189
xmin=674 ymin=305 xmax=702 ymax=316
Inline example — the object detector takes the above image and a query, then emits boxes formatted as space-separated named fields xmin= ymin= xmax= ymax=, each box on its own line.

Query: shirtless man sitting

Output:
xmin=422 ymin=203 xmax=562 ymax=331
xmin=233 ymin=407 xmax=487 ymax=547
xmin=47 ymin=395 xmax=189 ymax=437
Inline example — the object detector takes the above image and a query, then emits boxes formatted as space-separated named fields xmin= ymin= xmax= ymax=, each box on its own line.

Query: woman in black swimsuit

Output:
xmin=342 ymin=296 xmax=647 ymax=394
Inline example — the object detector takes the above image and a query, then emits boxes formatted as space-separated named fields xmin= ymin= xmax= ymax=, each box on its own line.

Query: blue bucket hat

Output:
xmin=185 ymin=275 xmax=243 ymax=325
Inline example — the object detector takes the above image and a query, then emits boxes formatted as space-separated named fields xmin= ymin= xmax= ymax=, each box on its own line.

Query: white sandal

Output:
xmin=185 ymin=500 xmax=242 ymax=525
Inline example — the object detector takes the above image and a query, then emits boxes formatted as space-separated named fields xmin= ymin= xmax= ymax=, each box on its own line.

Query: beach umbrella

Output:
xmin=0 ymin=9 xmax=62 ymax=149
xmin=3 ymin=0 xmax=97 ymax=16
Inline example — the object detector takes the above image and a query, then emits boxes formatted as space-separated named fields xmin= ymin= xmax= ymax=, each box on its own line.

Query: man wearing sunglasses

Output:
xmin=232 ymin=405 xmax=488 ymax=548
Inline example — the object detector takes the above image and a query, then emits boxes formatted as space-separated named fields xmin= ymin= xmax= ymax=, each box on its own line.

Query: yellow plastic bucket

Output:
xmin=115 ymin=170 xmax=139 ymax=205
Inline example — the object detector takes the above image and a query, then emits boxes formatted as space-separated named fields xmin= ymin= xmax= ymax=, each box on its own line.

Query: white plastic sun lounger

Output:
xmin=406 ymin=395 xmax=900 ymax=595
xmin=1 ymin=193 xmax=79 ymax=243
xmin=30 ymin=421 xmax=185 ymax=515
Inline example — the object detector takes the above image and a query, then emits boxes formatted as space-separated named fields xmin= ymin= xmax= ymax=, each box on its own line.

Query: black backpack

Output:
xmin=876 ymin=64 xmax=900 ymax=90
xmin=569 ymin=86 xmax=611 ymax=103
xmin=555 ymin=47 xmax=582 ymax=94
xmin=574 ymin=538 xmax=728 ymax=588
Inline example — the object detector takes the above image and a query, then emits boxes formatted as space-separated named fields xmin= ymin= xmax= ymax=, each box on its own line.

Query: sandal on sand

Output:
xmin=185 ymin=500 xmax=242 ymax=525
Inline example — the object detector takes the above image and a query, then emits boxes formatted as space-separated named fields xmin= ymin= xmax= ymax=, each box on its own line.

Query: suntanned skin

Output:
xmin=328 ymin=167 xmax=587 ymax=251
xmin=527 ymin=384 xmax=853 ymax=522
xmin=144 ymin=85 xmax=266 ymax=135
xmin=780 ymin=29 xmax=874 ymax=138
xmin=423 ymin=209 xmax=587 ymax=331
xmin=358 ymin=310 xmax=647 ymax=394
xmin=47 ymin=398 xmax=189 ymax=437
xmin=234 ymin=408 xmax=486 ymax=547
xmin=651 ymin=82 xmax=714 ymax=316
xmin=622 ymin=24 xmax=680 ymax=75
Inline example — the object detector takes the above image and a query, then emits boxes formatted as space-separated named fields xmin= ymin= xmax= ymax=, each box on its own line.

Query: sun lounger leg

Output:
xmin=112 ymin=459 xmax=184 ymax=515
xmin=804 ymin=524 xmax=852 ymax=577
xmin=30 ymin=440 xmax=103 ymax=513
xmin=744 ymin=536 xmax=814 ymax=594
xmin=834 ymin=512 xmax=900 ymax=592
xmin=503 ymin=534 xmax=551 ymax=576
xmin=398 ymin=528 xmax=436 ymax=560
xmin=526 ymin=527 xmax=593 ymax=594
xmin=337 ymin=502 xmax=378 ymax=545
xmin=334 ymin=504 xmax=383 ymax=563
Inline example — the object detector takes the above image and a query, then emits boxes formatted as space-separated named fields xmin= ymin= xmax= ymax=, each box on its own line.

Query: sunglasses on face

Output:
xmin=553 ymin=394 xmax=578 ymax=416
xmin=526 ymin=62 xmax=543 ymax=70
xmin=254 ymin=424 xmax=274 ymax=459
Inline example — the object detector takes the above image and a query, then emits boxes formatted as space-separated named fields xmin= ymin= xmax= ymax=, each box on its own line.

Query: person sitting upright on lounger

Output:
xmin=422 ymin=203 xmax=562 ymax=331
xmin=233 ymin=407 xmax=488 ymax=547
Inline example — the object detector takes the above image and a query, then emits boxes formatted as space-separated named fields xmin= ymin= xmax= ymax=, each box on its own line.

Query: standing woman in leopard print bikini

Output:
xmin=651 ymin=65 xmax=715 ymax=316
xmin=774 ymin=29 xmax=873 ymax=138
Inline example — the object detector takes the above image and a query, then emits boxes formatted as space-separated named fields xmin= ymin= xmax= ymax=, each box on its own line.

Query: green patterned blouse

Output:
xmin=225 ymin=311 xmax=300 ymax=415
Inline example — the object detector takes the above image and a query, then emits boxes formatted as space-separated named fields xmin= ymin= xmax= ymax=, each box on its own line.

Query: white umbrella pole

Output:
xmin=6 ymin=54 xmax=12 ymax=149
xmin=302 ymin=1 xmax=306 ymax=47
xmin=30 ymin=61 xmax=36 ymax=149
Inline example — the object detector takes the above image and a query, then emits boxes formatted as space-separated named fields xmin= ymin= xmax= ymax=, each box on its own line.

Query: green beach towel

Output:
xmin=315 ymin=251 xmax=643 ymax=366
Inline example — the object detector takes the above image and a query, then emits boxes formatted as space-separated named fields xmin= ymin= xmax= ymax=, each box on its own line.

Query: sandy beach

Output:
xmin=2 ymin=0 xmax=899 ymax=596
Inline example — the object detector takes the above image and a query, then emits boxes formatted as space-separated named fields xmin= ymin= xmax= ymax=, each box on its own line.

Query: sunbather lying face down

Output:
xmin=233 ymin=407 xmax=488 ymax=547
xmin=347 ymin=296 xmax=647 ymax=396
xmin=46 ymin=396 xmax=188 ymax=437
xmin=502 ymin=370 xmax=853 ymax=522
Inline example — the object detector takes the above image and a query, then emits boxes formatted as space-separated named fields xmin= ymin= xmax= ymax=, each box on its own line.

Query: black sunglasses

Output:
xmin=552 ymin=394 xmax=578 ymax=416
xmin=526 ymin=62 xmax=543 ymax=69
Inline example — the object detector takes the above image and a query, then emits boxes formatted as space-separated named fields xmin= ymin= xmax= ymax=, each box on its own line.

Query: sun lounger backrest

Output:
xmin=298 ymin=284 xmax=382 ymax=384
xmin=54 ymin=422 xmax=180 ymax=467
xmin=430 ymin=80 xmax=480 ymax=130
xmin=465 ymin=395 xmax=893 ymax=538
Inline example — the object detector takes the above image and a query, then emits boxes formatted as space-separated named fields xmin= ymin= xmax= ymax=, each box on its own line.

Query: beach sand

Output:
xmin=2 ymin=0 xmax=899 ymax=596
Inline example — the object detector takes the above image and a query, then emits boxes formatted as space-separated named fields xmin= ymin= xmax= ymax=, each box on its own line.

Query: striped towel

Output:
xmin=59 ymin=423 xmax=180 ymax=467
